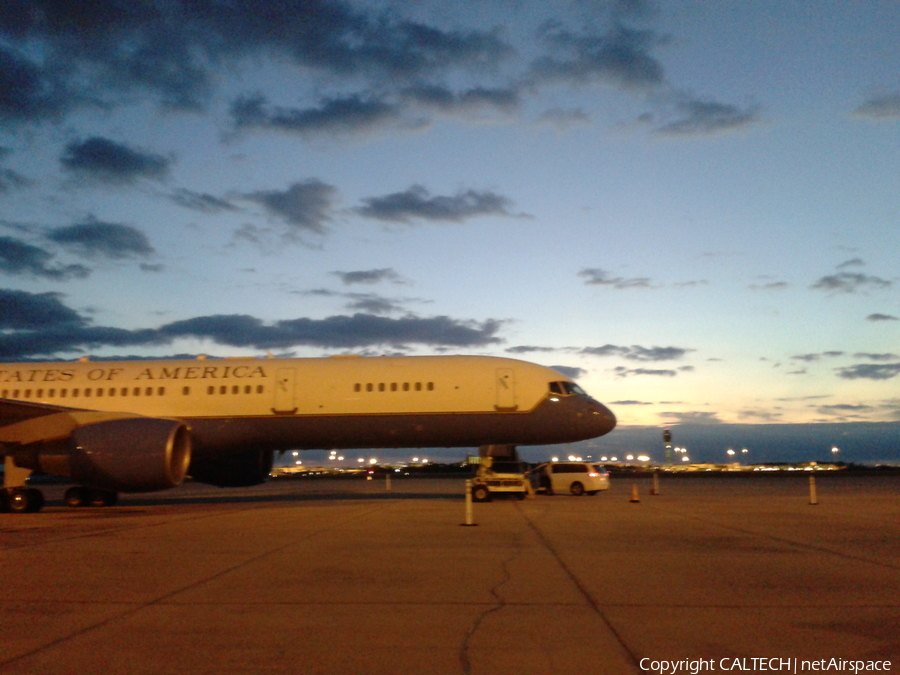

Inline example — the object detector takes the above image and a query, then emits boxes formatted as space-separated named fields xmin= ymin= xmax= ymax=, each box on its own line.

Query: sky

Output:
xmin=1 ymin=0 xmax=899 ymax=430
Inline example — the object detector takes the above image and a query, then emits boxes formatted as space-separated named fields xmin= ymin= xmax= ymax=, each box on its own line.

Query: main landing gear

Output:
xmin=0 ymin=487 xmax=45 ymax=513
xmin=64 ymin=487 xmax=119 ymax=508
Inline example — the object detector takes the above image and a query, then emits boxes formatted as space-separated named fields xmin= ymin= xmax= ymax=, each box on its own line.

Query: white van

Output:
xmin=530 ymin=462 xmax=610 ymax=496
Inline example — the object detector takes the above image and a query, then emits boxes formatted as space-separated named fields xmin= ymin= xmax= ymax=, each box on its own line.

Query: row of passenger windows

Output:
xmin=2 ymin=385 xmax=266 ymax=400
xmin=354 ymin=381 xmax=434 ymax=393
xmin=207 ymin=385 xmax=265 ymax=395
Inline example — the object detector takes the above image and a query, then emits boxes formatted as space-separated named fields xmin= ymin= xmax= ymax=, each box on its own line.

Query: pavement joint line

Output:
xmin=640 ymin=502 xmax=900 ymax=571
xmin=514 ymin=501 xmax=643 ymax=674
xmin=458 ymin=533 xmax=522 ymax=675
xmin=0 ymin=501 xmax=393 ymax=670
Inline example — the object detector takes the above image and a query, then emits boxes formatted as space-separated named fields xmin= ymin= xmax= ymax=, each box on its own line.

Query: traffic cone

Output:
xmin=629 ymin=482 xmax=640 ymax=503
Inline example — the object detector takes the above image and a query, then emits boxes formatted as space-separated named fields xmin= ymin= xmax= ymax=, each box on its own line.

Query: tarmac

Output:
xmin=1 ymin=472 xmax=898 ymax=675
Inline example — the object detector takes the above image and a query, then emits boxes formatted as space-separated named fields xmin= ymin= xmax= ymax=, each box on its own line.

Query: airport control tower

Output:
xmin=663 ymin=428 xmax=672 ymax=465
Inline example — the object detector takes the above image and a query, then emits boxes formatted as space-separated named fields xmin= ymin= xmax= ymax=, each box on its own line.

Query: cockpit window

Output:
xmin=549 ymin=381 xmax=587 ymax=396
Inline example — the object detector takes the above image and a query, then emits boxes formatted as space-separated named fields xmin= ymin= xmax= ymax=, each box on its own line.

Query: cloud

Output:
xmin=243 ymin=180 xmax=338 ymax=235
xmin=168 ymin=189 xmax=239 ymax=213
xmin=659 ymin=411 xmax=724 ymax=424
xmin=505 ymin=345 xmax=559 ymax=354
xmin=0 ymin=289 xmax=505 ymax=358
xmin=230 ymin=93 xmax=401 ymax=137
xmin=331 ymin=268 xmax=402 ymax=285
xmin=401 ymin=84 xmax=520 ymax=115
xmin=354 ymin=185 xmax=519 ymax=224
xmin=610 ymin=399 xmax=653 ymax=406
xmin=46 ymin=217 xmax=155 ymax=260
xmin=655 ymin=97 xmax=760 ymax=136
xmin=853 ymin=92 xmax=900 ymax=120
xmin=614 ymin=366 xmax=677 ymax=377
xmin=530 ymin=23 xmax=666 ymax=89
xmin=0 ymin=2 xmax=512 ymax=123
xmin=0 ymin=45 xmax=73 ymax=123
xmin=737 ymin=409 xmax=783 ymax=422
xmin=790 ymin=351 xmax=844 ymax=362
xmin=578 ymin=268 xmax=652 ymax=289
xmin=810 ymin=272 xmax=891 ymax=294
xmin=0 ymin=289 xmax=84 ymax=329
xmin=299 ymin=288 xmax=411 ymax=315
xmin=582 ymin=344 xmax=691 ymax=361
xmin=867 ymin=313 xmax=898 ymax=322
xmin=0 ymin=236 xmax=90 ymax=280
xmin=0 ymin=168 xmax=28 ymax=192
xmin=749 ymin=281 xmax=788 ymax=291
xmin=853 ymin=352 xmax=899 ymax=361
xmin=536 ymin=107 xmax=591 ymax=129
xmin=835 ymin=363 xmax=900 ymax=381
xmin=549 ymin=365 xmax=586 ymax=379
xmin=60 ymin=137 xmax=170 ymax=183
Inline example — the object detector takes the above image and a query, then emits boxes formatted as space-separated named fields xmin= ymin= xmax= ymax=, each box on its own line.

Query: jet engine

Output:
xmin=188 ymin=448 xmax=274 ymax=487
xmin=13 ymin=417 xmax=192 ymax=493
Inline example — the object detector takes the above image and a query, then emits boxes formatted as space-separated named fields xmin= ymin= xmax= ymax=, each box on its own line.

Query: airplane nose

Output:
xmin=590 ymin=401 xmax=617 ymax=437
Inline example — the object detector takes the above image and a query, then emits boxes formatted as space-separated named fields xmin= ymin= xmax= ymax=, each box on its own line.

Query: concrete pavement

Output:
xmin=1 ymin=473 xmax=898 ymax=674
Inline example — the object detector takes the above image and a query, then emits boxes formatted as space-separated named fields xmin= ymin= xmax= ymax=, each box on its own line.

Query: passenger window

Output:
xmin=182 ymin=386 xmax=191 ymax=395
xmin=427 ymin=382 xmax=434 ymax=391
xmin=244 ymin=385 xmax=251 ymax=394
xmin=219 ymin=385 xmax=227 ymax=395
xmin=256 ymin=385 xmax=263 ymax=394
xmin=366 ymin=383 xmax=373 ymax=392
xmin=36 ymin=389 xmax=43 ymax=398
xmin=390 ymin=383 xmax=397 ymax=392
xmin=158 ymin=387 xmax=166 ymax=396
xmin=415 ymin=382 xmax=422 ymax=391
xmin=403 ymin=382 xmax=409 ymax=391
xmin=207 ymin=386 xmax=215 ymax=395
xmin=354 ymin=383 xmax=361 ymax=392
xmin=378 ymin=383 xmax=385 ymax=392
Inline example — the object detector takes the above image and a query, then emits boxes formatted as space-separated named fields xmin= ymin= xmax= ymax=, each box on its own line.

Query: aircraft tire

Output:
xmin=89 ymin=489 xmax=118 ymax=507
xmin=569 ymin=481 xmax=585 ymax=496
xmin=6 ymin=488 xmax=44 ymax=513
xmin=65 ymin=486 xmax=89 ymax=508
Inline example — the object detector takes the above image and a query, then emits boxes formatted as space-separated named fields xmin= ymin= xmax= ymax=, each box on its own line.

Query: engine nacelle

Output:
xmin=189 ymin=448 xmax=274 ymax=487
xmin=67 ymin=418 xmax=192 ymax=492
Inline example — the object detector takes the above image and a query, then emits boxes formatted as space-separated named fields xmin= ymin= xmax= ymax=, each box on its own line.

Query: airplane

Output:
xmin=0 ymin=354 xmax=617 ymax=513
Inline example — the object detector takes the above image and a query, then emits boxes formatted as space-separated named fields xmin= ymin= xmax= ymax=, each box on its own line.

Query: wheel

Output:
xmin=471 ymin=485 xmax=491 ymax=502
xmin=587 ymin=490 xmax=598 ymax=496
xmin=569 ymin=481 xmax=585 ymax=496
xmin=88 ymin=489 xmax=118 ymax=507
xmin=6 ymin=488 xmax=44 ymax=513
xmin=516 ymin=491 xmax=527 ymax=500
xmin=65 ymin=486 xmax=89 ymax=508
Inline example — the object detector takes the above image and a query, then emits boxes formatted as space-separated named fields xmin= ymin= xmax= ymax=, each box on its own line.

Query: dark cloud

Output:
xmin=837 ymin=257 xmax=864 ymax=269
xmin=659 ymin=411 xmax=723 ymax=424
xmin=614 ymin=366 xmax=677 ymax=377
xmin=354 ymin=185 xmax=518 ymax=224
xmin=505 ymin=345 xmax=558 ymax=354
xmin=0 ymin=167 xmax=28 ymax=192
xmin=0 ymin=289 xmax=84 ymax=329
xmin=578 ymin=268 xmax=652 ymax=289
xmin=531 ymin=23 xmax=666 ymax=89
xmin=748 ymin=281 xmax=788 ymax=291
xmin=835 ymin=363 xmax=900 ymax=381
xmin=168 ymin=188 xmax=239 ymax=213
xmin=244 ymin=180 xmax=337 ymax=234
xmin=0 ymin=45 xmax=73 ymax=123
xmin=536 ymin=107 xmax=591 ymax=129
xmin=331 ymin=268 xmax=401 ymax=285
xmin=655 ymin=97 xmax=760 ymax=136
xmin=401 ymin=84 xmax=520 ymax=114
xmin=46 ymin=217 xmax=155 ymax=260
xmin=60 ymin=137 xmax=170 ymax=183
xmin=549 ymin=365 xmax=586 ymax=380
xmin=810 ymin=272 xmax=891 ymax=294
xmin=0 ymin=1 xmax=512 ymax=123
xmin=0 ymin=235 xmax=90 ymax=280
xmin=297 ymin=287 xmax=418 ymax=315
xmin=867 ymin=313 xmax=898 ymax=322
xmin=853 ymin=352 xmax=899 ymax=361
xmin=737 ymin=409 xmax=783 ymax=422
xmin=0 ymin=290 xmax=504 ymax=358
xmin=582 ymin=344 xmax=690 ymax=361
xmin=230 ymin=93 xmax=401 ymax=136
xmin=853 ymin=92 xmax=900 ymax=120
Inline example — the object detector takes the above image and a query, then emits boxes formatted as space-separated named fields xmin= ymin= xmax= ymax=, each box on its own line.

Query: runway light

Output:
xmin=551 ymin=456 xmax=559 ymax=462
xmin=637 ymin=455 xmax=650 ymax=462
xmin=611 ymin=456 xmax=618 ymax=462
xmin=369 ymin=458 xmax=377 ymax=464
xmin=626 ymin=454 xmax=634 ymax=461
xmin=568 ymin=455 xmax=577 ymax=461
xmin=292 ymin=451 xmax=299 ymax=456
xmin=682 ymin=456 xmax=689 ymax=462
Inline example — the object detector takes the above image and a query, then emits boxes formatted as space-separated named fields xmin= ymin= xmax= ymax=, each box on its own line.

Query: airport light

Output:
xmin=369 ymin=458 xmax=377 ymax=465
xmin=727 ymin=448 xmax=736 ymax=458
xmin=831 ymin=446 xmax=839 ymax=456
xmin=551 ymin=456 xmax=559 ymax=462
xmin=600 ymin=456 xmax=608 ymax=461
xmin=357 ymin=458 xmax=364 ymax=463
xmin=682 ymin=456 xmax=689 ymax=462
xmin=637 ymin=455 xmax=650 ymax=462
xmin=611 ymin=456 xmax=618 ymax=462
xmin=626 ymin=454 xmax=634 ymax=461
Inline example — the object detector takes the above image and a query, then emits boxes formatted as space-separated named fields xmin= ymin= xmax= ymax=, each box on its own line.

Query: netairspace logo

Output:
xmin=639 ymin=658 xmax=893 ymax=674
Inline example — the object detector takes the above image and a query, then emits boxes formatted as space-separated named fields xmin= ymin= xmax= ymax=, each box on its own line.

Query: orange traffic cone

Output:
xmin=629 ymin=482 xmax=640 ymax=503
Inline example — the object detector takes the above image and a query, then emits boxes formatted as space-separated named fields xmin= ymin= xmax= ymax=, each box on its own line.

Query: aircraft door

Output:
xmin=495 ymin=368 xmax=517 ymax=411
xmin=272 ymin=368 xmax=297 ymax=414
